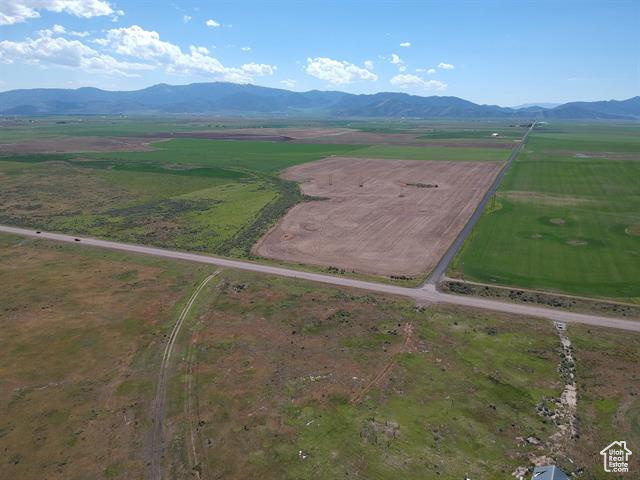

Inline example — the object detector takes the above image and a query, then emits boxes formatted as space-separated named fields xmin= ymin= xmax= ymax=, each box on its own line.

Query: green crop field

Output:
xmin=87 ymin=138 xmax=363 ymax=172
xmin=0 ymin=139 xmax=364 ymax=257
xmin=346 ymin=144 xmax=512 ymax=162
xmin=451 ymin=123 xmax=640 ymax=301
xmin=0 ymin=119 xmax=521 ymax=266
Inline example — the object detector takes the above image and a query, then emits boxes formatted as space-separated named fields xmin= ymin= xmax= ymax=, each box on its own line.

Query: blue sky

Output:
xmin=0 ymin=0 xmax=638 ymax=105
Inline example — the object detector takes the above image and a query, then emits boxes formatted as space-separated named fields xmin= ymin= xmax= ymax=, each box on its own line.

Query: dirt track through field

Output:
xmin=149 ymin=272 xmax=220 ymax=480
xmin=254 ymin=157 xmax=502 ymax=277
xmin=350 ymin=322 xmax=414 ymax=404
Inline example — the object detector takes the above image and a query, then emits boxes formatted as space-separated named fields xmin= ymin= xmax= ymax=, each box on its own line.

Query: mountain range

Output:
xmin=0 ymin=82 xmax=638 ymax=120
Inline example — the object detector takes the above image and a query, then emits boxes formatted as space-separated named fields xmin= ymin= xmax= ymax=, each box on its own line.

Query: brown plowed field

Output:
xmin=144 ymin=131 xmax=294 ymax=141
xmin=254 ymin=157 xmax=502 ymax=277
xmin=0 ymin=136 xmax=161 ymax=154
xmin=217 ymin=127 xmax=516 ymax=148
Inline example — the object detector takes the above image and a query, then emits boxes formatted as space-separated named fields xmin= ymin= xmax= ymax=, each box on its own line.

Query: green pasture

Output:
xmin=451 ymin=124 xmax=640 ymax=300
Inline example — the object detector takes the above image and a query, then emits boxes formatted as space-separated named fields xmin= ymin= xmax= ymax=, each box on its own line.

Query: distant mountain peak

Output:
xmin=0 ymin=82 xmax=638 ymax=119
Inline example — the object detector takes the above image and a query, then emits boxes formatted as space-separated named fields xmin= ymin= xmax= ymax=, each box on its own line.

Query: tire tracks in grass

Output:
xmin=350 ymin=322 xmax=414 ymax=405
xmin=149 ymin=271 xmax=220 ymax=480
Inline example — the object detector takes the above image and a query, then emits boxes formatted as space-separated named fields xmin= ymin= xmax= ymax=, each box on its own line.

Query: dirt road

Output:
xmin=1 ymin=225 xmax=638 ymax=332
xmin=149 ymin=272 xmax=219 ymax=480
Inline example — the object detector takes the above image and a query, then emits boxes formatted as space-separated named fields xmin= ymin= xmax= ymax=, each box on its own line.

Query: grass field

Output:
xmin=87 ymin=138 xmax=364 ymax=173
xmin=1 ymin=233 xmax=636 ymax=479
xmin=0 ymin=139 xmax=363 ymax=257
xmin=451 ymin=123 xmax=640 ymax=301
xmin=346 ymin=144 xmax=511 ymax=162
xmin=0 ymin=233 xmax=207 ymax=479
xmin=0 ymin=119 xmax=521 ymax=273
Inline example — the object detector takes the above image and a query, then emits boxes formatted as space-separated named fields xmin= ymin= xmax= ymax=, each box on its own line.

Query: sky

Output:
xmin=0 ymin=0 xmax=638 ymax=106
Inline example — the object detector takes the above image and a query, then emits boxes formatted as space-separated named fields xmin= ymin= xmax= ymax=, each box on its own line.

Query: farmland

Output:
xmin=1 ymin=233 xmax=636 ymax=479
xmin=450 ymin=123 xmax=640 ymax=301
xmin=0 ymin=118 xmax=522 ymax=277
xmin=256 ymin=157 xmax=502 ymax=277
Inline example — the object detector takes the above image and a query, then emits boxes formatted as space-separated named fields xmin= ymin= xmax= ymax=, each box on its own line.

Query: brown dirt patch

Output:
xmin=254 ymin=157 xmax=502 ymax=277
xmin=217 ymin=128 xmax=515 ymax=148
xmin=502 ymin=191 xmax=592 ymax=207
xmin=0 ymin=136 xmax=163 ymax=154
xmin=625 ymin=225 xmax=640 ymax=236
xmin=550 ymin=218 xmax=566 ymax=225
xmin=566 ymin=239 xmax=587 ymax=246
xmin=146 ymin=131 xmax=293 ymax=141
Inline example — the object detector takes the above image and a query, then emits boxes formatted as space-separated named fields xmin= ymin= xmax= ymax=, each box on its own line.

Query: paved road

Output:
xmin=2 ymin=225 xmax=639 ymax=332
xmin=424 ymin=122 xmax=536 ymax=285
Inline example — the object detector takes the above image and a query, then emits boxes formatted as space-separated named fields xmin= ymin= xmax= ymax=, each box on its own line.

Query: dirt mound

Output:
xmin=566 ymin=239 xmax=587 ymax=246
xmin=550 ymin=218 xmax=565 ymax=225
xmin=625 ymin=225 xmax=640 ymax=236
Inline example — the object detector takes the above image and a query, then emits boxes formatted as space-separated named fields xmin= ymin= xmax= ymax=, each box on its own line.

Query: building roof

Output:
xmin=531 ymin=465 xmax=569 ymax=480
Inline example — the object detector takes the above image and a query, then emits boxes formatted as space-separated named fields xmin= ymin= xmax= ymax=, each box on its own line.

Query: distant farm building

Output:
xmin=491 ymin=132 xmax=500 ymax=137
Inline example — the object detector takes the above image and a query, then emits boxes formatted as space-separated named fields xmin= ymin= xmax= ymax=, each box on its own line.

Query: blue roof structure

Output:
xmin=531 ymin=465 xmax=569 ymax=480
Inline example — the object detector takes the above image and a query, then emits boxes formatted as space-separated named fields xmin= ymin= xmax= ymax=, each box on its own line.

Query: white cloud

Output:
xmin=364 ymin=59 xmax=373 ymax=70
xmin=280 ymin=79 xmax=296 ymax=88
xmin=0 ymin=0 xmax=121 ymax=25
xmin=182 ymin=15 xmax=192 ymax=23
xmin=390 ymin=74 xmax=447 ymax=91
xmin=205 ymin=19 xmax=220 ymax=27
xmin=427 ymin=67 xmax=436 ymax=75
xmin=99 ymin=25 xmax=274 ymax=82
xmin=241 ymin=62 xmax=276 ymax=76
xmin=390 ymin=53 xmax=403 ymax=65
xmin=438 ymin=62 xmax=454 ymax=70
xmin=70 ymin=30 xmax=89 ymax=37
xmin=52 ymin=23 xmax=65 ymax=33
xmin=241 ymin=46 xmax=251 ymax=52
xmin=305 ymin=57 xmax=377 ymax=85
xmin=0 ymin=32 xmax=152 ymax=77
xmin=399 ymin=42 xmax=411 ymax=48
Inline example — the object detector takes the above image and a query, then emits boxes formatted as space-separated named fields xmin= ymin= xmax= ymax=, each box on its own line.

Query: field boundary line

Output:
xmin=442 ymin=276 xmax=640 ymax=309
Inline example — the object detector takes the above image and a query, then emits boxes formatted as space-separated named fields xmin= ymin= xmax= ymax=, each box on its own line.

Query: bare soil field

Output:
xmin=254 ymin=157 xmax=502 ymax=277
xmin=0 ymin=136 xmax=160 ymax=153
xmin=219 ymin=127 xmax=516 ymax=148
xmin=145 ymin=131 xmax=294 ymax=141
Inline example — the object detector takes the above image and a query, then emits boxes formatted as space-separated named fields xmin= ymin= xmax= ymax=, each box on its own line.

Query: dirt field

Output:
xmin=145 ymin=131 xmax=294 ymax=141
xmin=254 ymin=157 xmax=502 ymax=277
xmin=218 ymin=127 xmax=517 ymax=148
xmin=0 ymin=136 xmax=160 ymax=153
